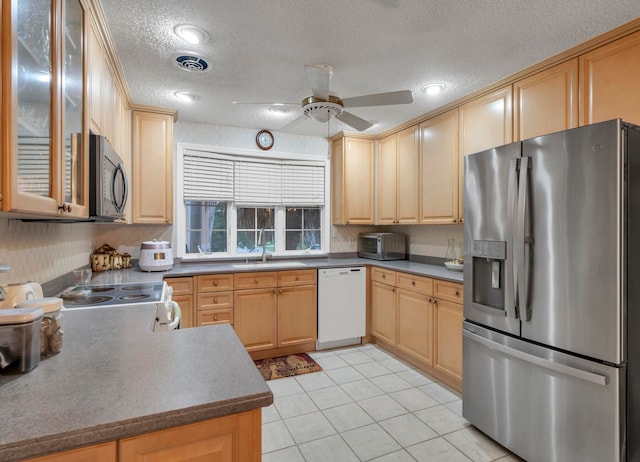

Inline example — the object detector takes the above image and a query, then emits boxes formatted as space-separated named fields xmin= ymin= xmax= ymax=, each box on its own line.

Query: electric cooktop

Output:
xmin=61 ymin=282 xmax=165 ymax=308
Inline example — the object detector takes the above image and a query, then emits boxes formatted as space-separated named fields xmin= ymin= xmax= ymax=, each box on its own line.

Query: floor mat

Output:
xmin=254 ymin=352 xmax=322 ymax=381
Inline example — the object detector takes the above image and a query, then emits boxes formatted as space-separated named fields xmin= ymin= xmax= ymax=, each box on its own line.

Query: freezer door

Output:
xmin=521 ymin=120 xmax=623 ymax=364
xmin=463 ymin=322 xmax=624 ymax=462
xmin=464 ymin=142 xmax=522 ymax=335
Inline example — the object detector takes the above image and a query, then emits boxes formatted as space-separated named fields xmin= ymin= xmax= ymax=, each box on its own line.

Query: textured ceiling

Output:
xmin=100 ymin=0 xmax=640 ymax=137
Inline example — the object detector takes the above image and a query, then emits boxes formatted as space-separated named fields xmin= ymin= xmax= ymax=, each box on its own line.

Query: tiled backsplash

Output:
xmin=386 ymin=224 xmax=464 ymax=260
xmin=0 ymin=218 xmax=170 ymax=286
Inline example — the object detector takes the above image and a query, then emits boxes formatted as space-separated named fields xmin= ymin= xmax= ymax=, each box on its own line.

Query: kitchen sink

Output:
xmin=231 ymin=261 xmax=307 ymax=269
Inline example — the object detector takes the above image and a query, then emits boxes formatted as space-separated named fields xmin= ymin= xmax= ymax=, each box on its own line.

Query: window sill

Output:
xmin=180 ymin=251 xmax=328 ymax=263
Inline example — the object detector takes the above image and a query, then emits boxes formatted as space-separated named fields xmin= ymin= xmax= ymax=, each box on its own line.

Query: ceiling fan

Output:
xmin=236 ymin=64 xmax=413 ymax=132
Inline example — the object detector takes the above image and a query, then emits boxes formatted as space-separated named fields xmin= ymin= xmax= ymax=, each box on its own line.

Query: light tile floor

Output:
xmin=262 ymin=343 xmax=523 ymax=462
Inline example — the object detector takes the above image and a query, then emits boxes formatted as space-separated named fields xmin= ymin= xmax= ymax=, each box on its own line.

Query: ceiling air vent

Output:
xmin=174 ymin=54 xmax=210 ymax=72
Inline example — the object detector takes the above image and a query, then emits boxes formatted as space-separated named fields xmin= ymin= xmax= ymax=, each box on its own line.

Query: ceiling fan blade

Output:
xmin=335 ymin=111 xmax=373 ymax=131
xmin=304 ymin=64 xmax=332 ymax=100
xmin=278 ymin=114 xmax=308 ymax=132
xmin=231 ymin=101 xmax=298 ymax=106
xmin=341 ymin=90 xmax=413 ymax=108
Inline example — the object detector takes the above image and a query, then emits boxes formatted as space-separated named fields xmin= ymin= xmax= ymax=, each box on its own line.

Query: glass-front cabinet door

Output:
xmin=1 ymin=0 xmax=87 ymax=217
xmin=62 ymin=0 xmax=87 ymax=214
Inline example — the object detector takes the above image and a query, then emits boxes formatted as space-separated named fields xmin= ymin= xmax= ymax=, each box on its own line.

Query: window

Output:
xmin=177 ymin=146 xmax=328 ymax=259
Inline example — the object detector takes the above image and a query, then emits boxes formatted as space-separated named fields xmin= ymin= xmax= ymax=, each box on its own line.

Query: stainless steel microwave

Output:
xmin=89 ymin=134 xmax=128 ymax=222
xmin=358 ymin=233 xmax=406 ymax=260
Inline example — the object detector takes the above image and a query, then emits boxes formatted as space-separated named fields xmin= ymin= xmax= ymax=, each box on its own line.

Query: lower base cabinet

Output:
xmin=25 ymin=442 xmax=116 ymax=462
xmin=119 ymin=409 xmax=261 ymax=462
xmin=25 ymin=409 xmax=262 ymax=462
xmin=370 ymin=268 xmax=463 ymax=391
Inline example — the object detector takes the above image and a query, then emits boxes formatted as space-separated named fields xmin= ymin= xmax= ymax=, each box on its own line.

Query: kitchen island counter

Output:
xmin=0 ymin=305 xmax=272 ymax=461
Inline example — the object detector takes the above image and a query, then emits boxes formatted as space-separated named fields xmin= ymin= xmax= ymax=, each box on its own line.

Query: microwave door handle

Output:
xmin=504 ymin=158 xmax=519 ymax=320
xmin=111 ymin=163 xmax=128 ymax=213
xmin=515 ymin=156 xmax=530 ymax=321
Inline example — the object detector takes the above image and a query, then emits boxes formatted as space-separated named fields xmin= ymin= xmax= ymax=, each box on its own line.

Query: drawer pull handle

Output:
xmin=279 ymin=289 xmax=283 ymax=294
xmin=392 ymin=288 xmax=395 ymax=293
xmin=273 ymin=289 xmax=277 ymax=294
xmin=254 ymin=279 xmax=259 ymax=283
xmin=295 ymin=276 xmax=300 ymax=280
xmin=213 ymin=315 xmax=218 ymax=321
xmin=213 ymin=281 xmax=218 ymax=286
xmin=411 ymin=281 xmax=416 ymax=286
xmin=454 ymin=290 xmax=460 ymax=296
xmin=214 ymin=298 xmax=218 ymax=303
xmin=382 ymin=274 xmax=386 ymax=278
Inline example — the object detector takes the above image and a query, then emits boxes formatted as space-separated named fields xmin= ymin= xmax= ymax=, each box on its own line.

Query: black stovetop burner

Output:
xmin=61 ymin=282 xmax=165 ymax=308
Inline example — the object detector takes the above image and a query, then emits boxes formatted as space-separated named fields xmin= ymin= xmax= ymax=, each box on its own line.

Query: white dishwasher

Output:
xmin=317 ymin=266 xmax=366 ymax=350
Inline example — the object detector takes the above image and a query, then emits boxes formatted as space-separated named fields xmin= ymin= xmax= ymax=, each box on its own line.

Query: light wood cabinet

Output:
xmin=194 ymin=274 xmax=234 ymax=328
xmin=234 ymin=287 xmax=278 ymax=351
xmin=377 ymin=134 xmax=397 ymax=224
xmin=396 ymin=288 xmax=433 ymax=365
xmin=458 ymin=86 xmax=512 ymax=222
xmin=377 ymin=127 xmax=420 ymax=224
xmin=331 ymin=136 xmax=375 ymax=225
xmin=1 ymin=0 xmax=89 ymax=217
xmin=88 ymin=17 xmax=104 ymax=135
xmin=278 ymin=284 xmax=318 ymax=347
xmin=119 ymin=409 xmax=261 ymax=462
xmin=233 ymin=270 xmax=317 ymax=356
xmin=371 ymin=281 xmax=397 ymax=345
xmin=433 ymin=297 xmax=463 ymax=383
xmin=419 ymin=109 xmax=460 ymax=224
xmin=579 ymin=30 xmax=640 ymax=126
xmin=513 ymin=59 xmax=579 ymax=141
xmin=370 ymin=269 xmax=463 ymax=391
xmin=131 ymin=110 xmax=174 ymax=224
xmin=25 ymin=442 xmax=116 ymax=462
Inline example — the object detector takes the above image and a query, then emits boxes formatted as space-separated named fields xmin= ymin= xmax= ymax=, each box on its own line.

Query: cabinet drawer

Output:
xmin=434 ymin=279 xmax=464 ymax=303
xmin=397 ymin=272 xmax=433 ymax=295
xmin=278 ymin=269 xmax=317 ymax=287
xmin=234 ymin=271 xmax=278 ymax=290
xmin=197 ymin=291 xmax=234 ymax=310
xmin=197 ymin=274 xmax=234 ymax=292
xmin=197 ymin=308 xmax=233 ymax=326
xmin=165 ymin=277 xmax=194 ymax=295
xmin=371 ymin=267 xmax=396 ymax=285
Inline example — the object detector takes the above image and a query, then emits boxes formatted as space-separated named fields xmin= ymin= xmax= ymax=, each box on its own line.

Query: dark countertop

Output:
xmin=88 ymin=256 xmax=463 ymax=285
xmin=0 ymin=306 xmax=272 ymax=461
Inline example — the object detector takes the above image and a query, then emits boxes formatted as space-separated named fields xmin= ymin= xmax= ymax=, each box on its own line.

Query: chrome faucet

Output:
xmin=259 ymin=228 xmax=271 ymax=262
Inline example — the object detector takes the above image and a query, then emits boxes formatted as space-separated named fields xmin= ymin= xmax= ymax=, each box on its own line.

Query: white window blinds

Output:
xmin=183 ymin=153 xmax=234 ymax=201
xmin=282 ymin=164 xmax=325 ymax=205
xmin=234 ymin=161 xmax=282 ymax=205
xmin=182 ymin=151 xmax=325 ymax=205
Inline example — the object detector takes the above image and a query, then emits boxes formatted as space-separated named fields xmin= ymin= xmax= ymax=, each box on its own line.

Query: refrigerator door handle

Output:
xmin=515 ymin=156 xmax=530 ymax=320
xmin=505 ymin=158 xmax=519 ymax=319
xmin=463 ymin=329 xmax=609 ymax=386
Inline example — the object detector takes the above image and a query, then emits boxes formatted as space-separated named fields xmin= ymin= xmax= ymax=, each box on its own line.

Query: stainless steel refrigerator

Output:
xmin=463 ymin=119 xmax=640 ymax=462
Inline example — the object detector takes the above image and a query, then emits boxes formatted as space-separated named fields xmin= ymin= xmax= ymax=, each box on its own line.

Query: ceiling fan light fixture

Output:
xmin=173 ymin=91 xmax=199 ymax=102
xmin=302 ymin=96 xmax=343 ymax=123
xmin=420 ymin=83 xmax=445 ymax=95
xmin=174 ymin=24 xmax=210 ymax=44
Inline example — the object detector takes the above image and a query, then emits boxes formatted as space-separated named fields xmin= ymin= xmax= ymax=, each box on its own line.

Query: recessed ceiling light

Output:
xmin=173 ymin=91 xmax=199 ymax=103
xmin=420 ymin=83 xmax=445 ymax=95
xmin=268 ymin=106 xmax=290 ymax=115
xmin=174 ymin=24 xmax=210 ymax=45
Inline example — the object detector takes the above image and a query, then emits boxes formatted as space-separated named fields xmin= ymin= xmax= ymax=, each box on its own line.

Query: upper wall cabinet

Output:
xmin=1 ymin=0 xmax=89 ymax=218
xmin=419 ymin=109 xmax=459 ymax=224
xmin=331 ymin=136 xmax=375 ymax=225
xmin=458 ymin=86 xmax=512 ymax=221
xmin=131 ymin=110 xmax=174 ymax=224
xmin=579 ymin=30 xmax=640 ymax=126
xmin=513 ymin=59 xmax=579 ymax=141
xmin=377 ymin=126 xmax=419 ymax=225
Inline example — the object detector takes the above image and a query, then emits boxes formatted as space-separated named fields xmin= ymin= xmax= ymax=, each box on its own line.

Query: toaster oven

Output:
xmin=358 ymin=233 xmax=406 ymax=260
